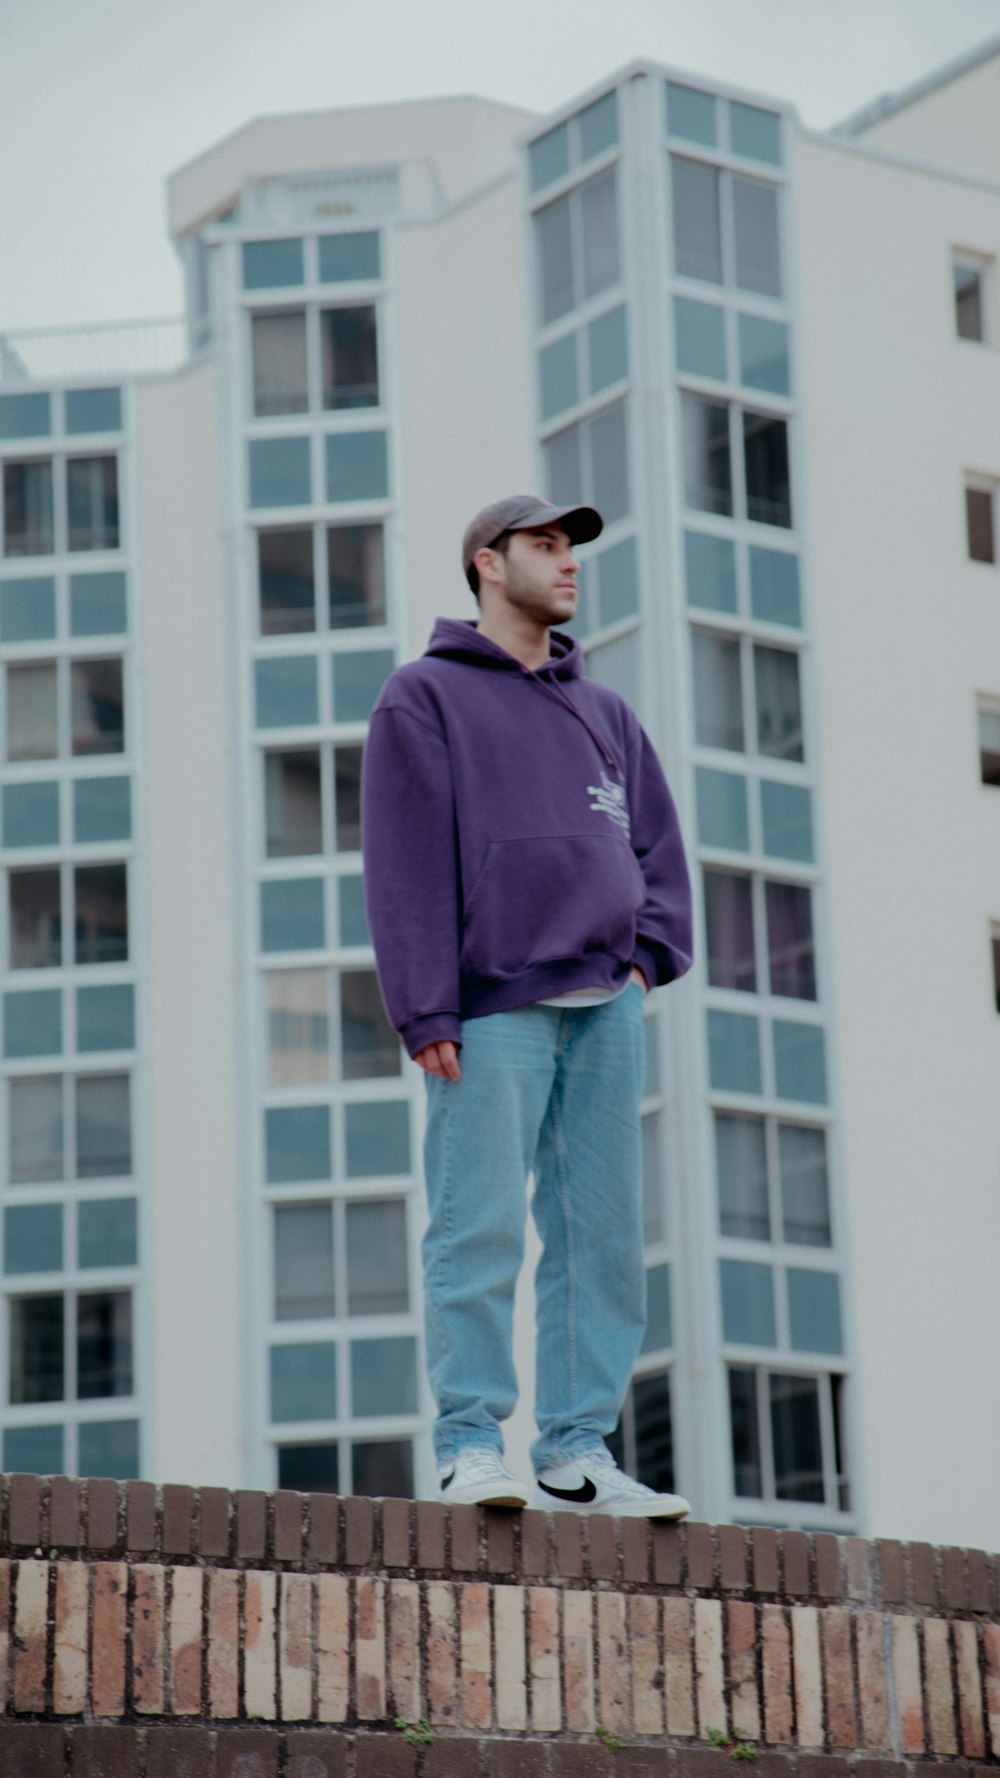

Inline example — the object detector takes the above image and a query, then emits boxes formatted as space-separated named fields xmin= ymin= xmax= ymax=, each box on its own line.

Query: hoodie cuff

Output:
xmin=632 ymin=941 xmax=666 ymax=993
xmin=401 ymin=1011 xmax=462 ymax=1061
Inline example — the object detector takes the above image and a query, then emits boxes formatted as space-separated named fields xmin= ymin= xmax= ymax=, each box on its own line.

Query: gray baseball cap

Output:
xmin=462 ymin=494 xmax=603 ymax=586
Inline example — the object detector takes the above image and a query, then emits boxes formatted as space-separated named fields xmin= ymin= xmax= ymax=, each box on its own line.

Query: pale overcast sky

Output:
xmin=3 ymin=0 xmax=1000 ymax=333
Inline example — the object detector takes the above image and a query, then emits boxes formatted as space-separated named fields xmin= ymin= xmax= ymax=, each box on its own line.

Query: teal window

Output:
xmin=587 ymin=304 xmax=628 ymax=393
xmin=720 ymin=1258 xmax=776 ymax=1346
xmin=78 ymin=1198 xmax=138 ymax=1269
xmin=595 ymin=537 xmax=639 ymax=627
xmin=760 ymin=781 xmax=813 ymax=863
xmin=346 ymin=1200 xmax=408 ymax=1313
xmin=78 ymin=1419 xmax=139 ymax=1480
xmin=696 ymin=767 xmax=748 ymax=852
xmin=773 ymin=1020 xmax=827 ymax=1103
xmin=674 ymin=297 xmax=726 ymax=380
xmin=255 ymin=656 xmax=319 ymax=729
xmin=733 ymin=179 xmax=781 ymax=298
xmin=640 ymin=1263 xmax=672 ymax=1353
xmin=730 ymin=101 xmax=782 ymax=166
xmin=4 ymin=989 xmax=62 ymax=1058
xmin=70 ymin=570 xmax=127 ymax=636
xmin=692 ymin=630 xmax=744 ymax=751
xmin=10 ymin=1076 xmax=64 ymax=1183
xmin=530 ymin=122 xmax=570 ymax=191
xmin=331 ymin=649 xmax=394 ymax=723
xmin=338 ymin=875 xmax=369 ymax=947
xmin=73 ymin=777 xmax=131 ymax=844
xmin=65 ymin=388 xmax=122 ymax=434
xmin=249 ymin=437 xmax=312 ymax=509
xmin=715 ymin=1112 xmax=769 ymax=1239
xmin=707 ymin=1010 xmax=762 ymax=1095
xmin=351 ymin=1337 xmax=418 ymax=1416
xmin=275 ymin=1204 xmax=335 ymax=1320
xmin=684 ymin=530 xmax=737 ymax=614
xmin=586 ymin=629 xmax=639 ymax=708
xmin=345 ymin=1101 xmax=410 ymax=1178
xmin=77 ymin=985 xmax=135 ymax=1053
xmin=4 ymin=1424 xmax=63 ymax=1473
xmin=4 ymin=1204 xmax=63 ymax=1273
xmin=749 ymin=547 xmax=800 ymax=627
xmin=325 ymin=431 xmax=388 ymax=503
xmin=666 ymin=81 xmax=717 ymax=147
xmin=271 ymin=1342 xmax=337 ymax=1422
xmin=738 ymin=314 xmax=790 ymax=396
xmin=539 ymin=335 xmax=579 ymax=420
xmin=260 ymin=879 xmax=325 ymax=952
xmin=579 ymin=90 xmax=618 ymax=160
xmin=0 ymin=393 xmax=51 ymax=439
xmin=318 ymin=233 xmax=380 ymax=284
xmin=76 ymin=1075 xmax=131 ymax=1178
xmin=0 ymin=575 xmax=56 ymax=642
xmin=243 ymin=239 xmax=304 ymax=290
xmin=3 ymin=782 xmax=60 ymax=849
xmin=671 ymin=159 xmax=722 ymax=284
xmin=787 ymin=1268 xmax=842 ymax=1354
xmin=265 ymin=1106 xmax=331 ymax=1183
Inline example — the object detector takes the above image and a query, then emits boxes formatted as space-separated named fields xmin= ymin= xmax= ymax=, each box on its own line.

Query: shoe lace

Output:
xmin=452 ymin=1448 xmax=508 ymax=1481
xmin=583 ymin=1447 xmax=655 ymax=1497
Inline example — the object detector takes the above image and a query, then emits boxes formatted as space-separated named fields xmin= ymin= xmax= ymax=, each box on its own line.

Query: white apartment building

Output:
xmin=1 ymin=39 xmax=998 ymax=1550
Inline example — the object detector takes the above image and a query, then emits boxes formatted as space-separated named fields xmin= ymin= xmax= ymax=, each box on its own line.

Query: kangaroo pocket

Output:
xmin=460 ymin=833 xmax=646 ymax=980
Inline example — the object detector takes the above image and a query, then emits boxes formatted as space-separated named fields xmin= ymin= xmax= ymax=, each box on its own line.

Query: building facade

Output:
xmin=1 ymin=45 xmax=999 ymax=1549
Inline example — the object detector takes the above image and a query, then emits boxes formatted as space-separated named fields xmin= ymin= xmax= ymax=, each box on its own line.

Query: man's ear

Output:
xmin=473 ymin=544 xmax=504 ymax=589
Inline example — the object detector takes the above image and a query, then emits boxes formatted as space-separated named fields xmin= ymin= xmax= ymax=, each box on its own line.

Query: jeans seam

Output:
xmin=549 ymin=1084 xmax=577 ymax=1415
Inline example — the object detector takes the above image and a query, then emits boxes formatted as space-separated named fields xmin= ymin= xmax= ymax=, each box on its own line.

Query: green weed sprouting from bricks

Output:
xmin=395 ymin=1717 xmax=434 ymax=1747
xmin=705 ymin=1727 xmax=758 ymax=1762
xmin=595 ymin=1724 xmax=629 ymax=1752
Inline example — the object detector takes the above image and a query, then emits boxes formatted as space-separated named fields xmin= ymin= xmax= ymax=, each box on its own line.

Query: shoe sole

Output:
xmin=535 ymin=1492 xmax=690 ymax=1520
xmin=440 ymin=1485 xmax=530 ymax=1509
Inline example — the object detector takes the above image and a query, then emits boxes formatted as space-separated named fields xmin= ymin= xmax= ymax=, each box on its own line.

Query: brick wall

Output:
xmin=0 ymin=1473 xmax=998 ymax=1776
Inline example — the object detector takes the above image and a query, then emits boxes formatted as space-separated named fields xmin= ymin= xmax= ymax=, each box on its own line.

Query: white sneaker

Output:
xmin=437 ymin=1448 xmax=531 ymax=1508
xmin=535 ymin=1446 xmax=691 ymax=1519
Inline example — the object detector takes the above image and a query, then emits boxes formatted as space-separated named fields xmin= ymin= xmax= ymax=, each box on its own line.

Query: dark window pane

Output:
xmin=1 ymin=574 xmax=56 ymax=642
xmin=74 ymin=863 xmax=128 ymax=965
xmin=328 ymin=524 xmax=386 ymax=629
xmin=346 ymin=1200 xmax=408 ymax=1314
xmin=65 ymin=387 xmax=122 ymax=434
xmin=770 ymin=1371 xmax=824 ymax=1502
xmin=580 ymin=171 xmax=619 ymax=299
xmin=264 ymin=749 xmax=322 ymax=857
xmin=258 ymin=529 xmax=315 ymax=635
xmin=335 ymin=745 xmax=363 ymax=850
xmin=242 ymin=238 xmax=304 ymax=290
xmin=275 ymin=1204 xmax=335 ymax=1320
xmin=589 ymin=403 xmax=629 ymax=524
xmin=632 ymin=1372 xmax=675 ymax=1492
xmin=251 ymin=311 xmax=308 ymax=417
xmin=351 ymin=1439 xmax=414 ymax=1499
xmin=715 ymin=1112 xmax=769 ymax=1239
xmin=6 ymin=662 xmax=58 ymax=760
xmin=692 ymin=630 xmax=743 ymax=752
xmin=978 ymin=705 xmax=1000 ymax=786
xmin=778 ymin=1124 xmax=831 ymax=1246
xmin=966 ymin=486 xmax=995 ymax=562
xmin=754 ymin=645 xmax=803 ymax=761
xmin=278 ymin=1442 xmax=339 ymax=1492
xmin=10 ymin=1294 xmax=64 ymax=1402
xmin=536 ymin=195 xmax=574 ymax=323
xmin=671 ymin=158 xmax=722 ymax=283
xmin=3 ymin=782 xmax=59 ymax=850
xmin=71 ymin=658 xmax=124 ymax=754
xmin=67 ymin=457 xmax=119 ymax=552
xmin=704 ymin=869 xmax=756 ymax=991
xmin=9 ymin=869 xmax=62 ymax=969
xmin=732 ymin=177 xmax=781 ymax=297
xmin=954 ymin=263 xmax=984 ymax=341
xmin=340 ymin=970 xmax=400 ymax=1079
xmin=318 ymin=232 xmax=380 ymax=284
xmin=765 ymin=881 xmax=816 ymax=999
xmin=743 ymin=411 xmax=791 ymax=527
xmin=728 ymin=1366 xmax=762 ymax=1496
xmin=77 ymin=1290 xmax=132 ymax=1397
xmin=3 ymin=460 xmax=54 ymax=556
xmin=70 ymin=570 xmax=127 ymax=636
xmin=78 ymin=1197 xmax=138 ymax=1268
xmin=530 ymin=122 xmax=569 ymax=191
xmin=9 ymin=1076 xmax=63 ymax=1183
xmin=683 ymin=394 xmax=732 ymax=516
xmin=994 ymin=931 xmax=1000 ymax=1014
xmin=76 ymin=1074 xmax=131 ymax=1178
xmin=322 ymin=306 xmax=379 ymax=409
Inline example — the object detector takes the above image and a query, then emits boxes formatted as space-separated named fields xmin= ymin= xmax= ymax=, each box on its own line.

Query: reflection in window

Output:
xmin=682 ymin=395 xmax=731 ymax=516
xmin=264 ymin=749 xmax=323 ymax=857
xmin=279 ymin=1442 xmax=339 ymax=1493
xmin=715 ymin=1113 xmax=769 ymax=1239
xmin=251 ymin=311 xmax=308 ymax=417
xmin=322 ymin=306 xmax=379 ymax=408
xmin=607 ymin=1370 xmax=675 ymax=1493
xmin=765 ymin=881 xmax=816 ymax=999
xmin=10 ymin=1295 xmax=64 ymax=1402
xmin=74 ymin=863 xmax=128 ymax=965
xmin=9 ymin=869 xmax=62 ymax=969
xmin=546 ymin=402 xmax=629 ymax=527
xmin=268 ymin=970 xmax=330 ymax=1085
xmin=76 ymin=1073 xmax=132 ymax=1177
xmin=754 ymin=645 xmax=803 ymax=760
xmin=328 ymin=524 xmax=386 ymax=629
xmin=770 ymin=1371 xmax=823 ymax=1501
xmin=352 ymin=1439 xmax=414 ymax=1499
xmin=3 ymin=460 xmax=54 ymax=556
xmin=743 ymin=411 xmax=791 ymax=527
xmin=339 ymin=970 xmax=399 ymax=1078
xmin=258 ymin=528 xmax=315 ymax=635
xmin=77 ymin=1291 xmax=132 ymax=1397
xmin=728 ymin=1366 xmax=761 ymax=1496
xmin=6 ymin=662 xmax=58 ymax=760
xmin=346 ymin=1200 xmax=408 ymax=1314
xmin=536 ymin=172 xmax=619 ymax=323
xmin=9 ymin=1076 xmax=64 ymax=1183
xmin=691 ymin=630 xmax=743 ymax=752
xmin=704 ymin=870 xmax=756 ymax=993
xmin=67 ymin=457 xmax=119 ymax=551
xmin=71 ymin=658 xmax=124 ymax=754
xmin=966 ymin=486 xmax=995 ymax=563
xmin=274 ymin=1204 xmax=335 ymax=1320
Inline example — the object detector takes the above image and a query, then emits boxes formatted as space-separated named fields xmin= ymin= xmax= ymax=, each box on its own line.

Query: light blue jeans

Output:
xmin=422 ymin=983 xmax=647 ymax=1472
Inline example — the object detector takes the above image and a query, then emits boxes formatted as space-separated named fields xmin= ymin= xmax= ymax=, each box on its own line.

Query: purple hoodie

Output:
xmin=361 ymin=619 xmax=693 ymax=1059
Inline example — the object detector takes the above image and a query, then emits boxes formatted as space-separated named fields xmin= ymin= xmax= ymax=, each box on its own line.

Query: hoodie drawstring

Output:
xmin=519 ymin=664 xmax=621 ymax=773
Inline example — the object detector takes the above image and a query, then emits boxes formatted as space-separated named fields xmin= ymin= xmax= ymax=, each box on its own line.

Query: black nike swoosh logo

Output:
xmin=537 ymin=1477 xmax=598 ymax=1504
xmin=440 ymin=1470 xmax=455 ymax=1489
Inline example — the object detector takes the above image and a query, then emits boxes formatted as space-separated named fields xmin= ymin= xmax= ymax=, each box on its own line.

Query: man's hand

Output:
xmin=630 ymin=966 xmax=649 ymax=991
xmin=415 ymin=1040 xmax=462 ymax=1081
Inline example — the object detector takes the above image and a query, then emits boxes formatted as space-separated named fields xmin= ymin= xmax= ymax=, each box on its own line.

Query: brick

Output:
xmin=354 ymin=1738 xmax=416 ymax=1778
xmin=564 ymin=1586 xmax=596 ymax=1733
xmin=653 ymin=1519 xmax=683 ymax=1585
xmin=597 ymin=1590 xmax=629 ymax=1734
xmin=782 ymin=1531 xmax=809 ymax=1597
xmin=553 ymin=1509 xmax=584 ymax=1578
xmin=286 ymin=1730 xmax=350 ymax=1778
xmin=719 ymin=1524 xmax=747 ymax=1590
xmin=199 ymin=1487 xmax=232 ymax=1559
xmin=316 ymin=1574 xmax=349 ymax=1723
xmin=663 ymin=1595 xmax=695 ymax=1737
xmin=984 ymin=1622 xmax=1000 ymax=1757
xmin=125 ymin=1481 xmax=157 ymax=1553
xmin=10 ymin=1475 xmax=42 ymax=1548
xmin=686 ymin=1521 xmax=713 ymax=1588
xmin=71 ymin=1724 xmax=141 ymax=1776
xmin=485 ymin=1509 xmax=515 ymax=1575
xmin=0 ymin=1722 xmax=67 ymax=1777
xmin=814 ymin=1534 xmax=841 ymax=1600
xmin=460 ymin=1581 xmax=492 ymax=1730
xmin=549 ymin=1747 xmax=612 ymax=1778
xmin=309 ymin=1494 xmax=339 ymax=1565
xmin=389 ymin=1578 xmax=421 ymax=1724
xmin=942 ymin=1546 xmax=967 ymax=1610
xmin=170 ymin=1565 xmax=204 ymax=1715
xmin=761 ymin=1603 xmax=793 ymax=1745
xmin=855 ymin=1611 xmax=890 ymax=1751
xmin=147 ymin=1725 xmax=215 ymax=1778
xmin=969 ymin=1548 xmax=993 ymax=1613
xmin=133 ymin=1563 xmax=165 ymax=1715
xmin=876 ymin=1539 xmax=905 ymax=1606
xmin=274 ymin=1491 xmax=303 ymax=1563
xmin=449 ymin=1504 xmax=479 ymax=1573
xmin=845 ymin=1536 xmax=870 ymax=1601
xmin=344 ymin=1496 xmax=374 ymax=1567
xmin=87 ymin=1480 xmax=118 ymax=1553
xmin=519 ymin=1509 xmax=549 ymax=1578
xmin=237 ymin=1490 xmax=268 ymax=1561
xmin=244 ymin=1570 xmax=278 ymax=1721
xmin=14 ymin=1558 xmax=49 ymax=1712
xmin=0 ymin=1561 xmax=10 ymax=1710
xmin=630 ymin=1592 xmax=663 ymax=1737
xmin=821 ymin=1607 xmax=856 ymax=1748
xmin=423 ymin=1740 xmax=482 ymax=1778
xmin=48 ymin=1479 xmax=82 ymax=1552
xmin=486 ymin=1740 xmax=548 ymax=1778
xmin=622 ymin=1516 xmax=649 ymax=1582
xmin=791 ymin=1605 xmax=822 ymax=1749
xmin=355 ymin=1575 xmax=386 ymax=1721
xmin=891 ymin=1614 xmax=925 ymax=1753
xmin=161 ymin=1484 xmax=193 ymax=1556
xmin=382 ymin=1498 xmax=411 ymax=1569
xmin=752 ymin=1527 xmax=779 ymax=1595
xmin=924 ymin=1616 xmax=957 ymax=1754
xmin=955 ymin=1618 xmax=985 ymax=1757
xmin=53 ymin=1562 xmax=88 ymax=1715
xmin=694 ymin=1596 xmax=725 ymax=1738
xmin=527 ymin=1586 xmax=559 ymax=1732
xmin=493 ymin=1584 xmax=526 ymax=1731
xmin=416 ymin=1502 xmax=446 ymax=1570
xmin=208 ymin=1569 xmax=240 ymax=1719
xmin=910 ymin=1543 xmax=936 ymax=1606
xmin=728 ymin=1598 xmax=760 ymax=1742
xmin=280 ymin=1571 xmax=313 ymax=1721
xmin=216 ymin=1727 xmax=280 ymax=1778
xmin=588 ymin=1514 xmax=617 ymax=1581
xmin=91 ymin=1563 xmax=127 ymax=1716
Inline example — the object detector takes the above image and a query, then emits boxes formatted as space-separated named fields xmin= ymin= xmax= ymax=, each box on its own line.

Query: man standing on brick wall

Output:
xmin=362 ymin=496 xmax=693 ymax=1518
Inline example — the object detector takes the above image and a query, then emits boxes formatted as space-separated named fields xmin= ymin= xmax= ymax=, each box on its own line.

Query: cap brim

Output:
xmin=510 ymin=503 xmax=603 ymax=546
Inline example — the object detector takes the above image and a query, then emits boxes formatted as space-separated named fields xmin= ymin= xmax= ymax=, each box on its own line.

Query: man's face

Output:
xmin=491 ymin=525 xmax=580 ymax=626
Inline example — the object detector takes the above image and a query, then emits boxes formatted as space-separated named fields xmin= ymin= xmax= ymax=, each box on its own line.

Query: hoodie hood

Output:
xmin=425 ymin=618 xmax=583 ymax=680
